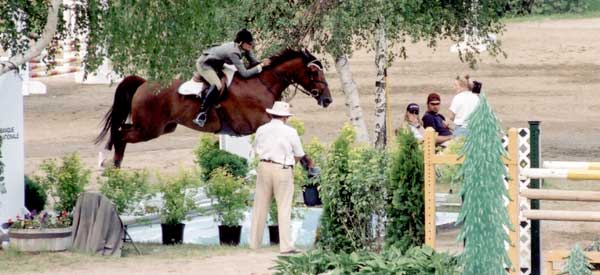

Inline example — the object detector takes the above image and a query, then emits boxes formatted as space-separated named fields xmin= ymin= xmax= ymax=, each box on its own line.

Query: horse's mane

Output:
xmin=267 ymin=48 xmax=321 ymax=68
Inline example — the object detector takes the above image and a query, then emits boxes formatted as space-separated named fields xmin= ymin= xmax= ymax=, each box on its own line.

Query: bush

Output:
xmin=25 ymin=176 xmax=47 ymax=213
xmin=533 ymin=0 xmax=588 ymax=14
xmin=158 ymin=169 xmax=201 ymax=225
xmin=35 ymin=153 xmax=90 ymax=213
xmin=194 ymin=135 xmax=248 ymax=181
xmin=99 ymin=168 xmax=151 ymax=214
xmin=204 ymin=168 xmax=249 ymax=226
xmin=386 ymin=129 xmax=425 ymax=252
xmin=318 ymin=124 xmax=388 ymax=253
xmin=272 ymin=246 xmax=460 ymax=275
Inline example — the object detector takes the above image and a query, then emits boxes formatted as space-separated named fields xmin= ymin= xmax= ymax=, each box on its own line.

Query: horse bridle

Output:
xmin=279 ymin=60 xmax=328 ymax=100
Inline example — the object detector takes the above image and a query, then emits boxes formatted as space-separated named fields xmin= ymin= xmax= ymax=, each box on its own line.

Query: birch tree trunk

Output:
xmin=334 ymin=55 xmax=370 ymax=143
xmin=373 ymin=18 xmax=388 ymax=149
xmin=0 ymin=0 xmax=61 ymax=76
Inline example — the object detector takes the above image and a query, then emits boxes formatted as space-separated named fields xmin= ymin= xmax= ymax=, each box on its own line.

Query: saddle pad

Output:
xmin=177 ymin=64 xmax=237 ymax=96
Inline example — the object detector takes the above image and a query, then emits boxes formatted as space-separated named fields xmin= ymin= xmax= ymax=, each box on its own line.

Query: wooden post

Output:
xmin=424 ymin=127 xmax=437 ymax=248
xmin=507 ymin=128 xmax=520 ymax=275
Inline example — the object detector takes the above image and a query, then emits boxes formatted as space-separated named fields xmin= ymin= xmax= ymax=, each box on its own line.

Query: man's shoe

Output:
xmin=280 ymin=249 xmax=302 ymax=255
xmin=193 ymin=112 xmax=207 ymax=127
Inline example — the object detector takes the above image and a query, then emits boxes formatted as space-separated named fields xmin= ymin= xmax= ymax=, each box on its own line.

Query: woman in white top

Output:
xmin=400 ymin=103 xmax=424 ymax=141
xmin=449 ymin=75 xmax=480 ymax=137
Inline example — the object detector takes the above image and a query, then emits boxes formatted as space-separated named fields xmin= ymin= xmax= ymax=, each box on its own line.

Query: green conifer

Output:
xmin=560 ymin=244 xmax=593 ymax=275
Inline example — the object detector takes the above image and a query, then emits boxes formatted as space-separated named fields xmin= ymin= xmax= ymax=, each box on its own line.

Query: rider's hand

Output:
xmin=261 ymin=58 xmax=271 ymax=67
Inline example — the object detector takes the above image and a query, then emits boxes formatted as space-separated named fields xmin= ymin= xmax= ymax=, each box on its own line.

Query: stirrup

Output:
xmin=193 ymin=112 xmax=207 ymax=127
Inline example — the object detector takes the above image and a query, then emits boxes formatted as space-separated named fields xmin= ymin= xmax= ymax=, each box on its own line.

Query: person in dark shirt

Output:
xmin=422 ymin=92 xmax=453 ymax=145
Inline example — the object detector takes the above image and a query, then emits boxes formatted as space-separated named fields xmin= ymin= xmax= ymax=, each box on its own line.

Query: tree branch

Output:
xmin=0 ymin=0 xmax=61 ymax=76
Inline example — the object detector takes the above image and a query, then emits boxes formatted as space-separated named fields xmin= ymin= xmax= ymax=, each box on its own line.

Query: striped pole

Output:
xmin=521 ymin=168 xmax=600 ymax=180
xmin=543 ymin=161 xmax=600 ymax=170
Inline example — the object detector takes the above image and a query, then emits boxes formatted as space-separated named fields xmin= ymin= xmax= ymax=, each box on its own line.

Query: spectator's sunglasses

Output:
xmin=429 ymin=102 xmax=440 ymax=106
xmin=408 ymin=110 xmax=419 ymax=115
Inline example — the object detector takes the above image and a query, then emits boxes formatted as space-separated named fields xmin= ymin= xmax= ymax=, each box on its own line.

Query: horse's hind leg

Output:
xmin=113 ymin=123 xmax=164 ymax=167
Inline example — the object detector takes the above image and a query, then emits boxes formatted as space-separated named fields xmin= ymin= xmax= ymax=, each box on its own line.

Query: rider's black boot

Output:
xmin=193 ymin=85 xmax=218 ymax=127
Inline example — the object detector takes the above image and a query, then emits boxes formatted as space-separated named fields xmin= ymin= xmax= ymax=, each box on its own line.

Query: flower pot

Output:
xmin=218 ymin=225 xmax=242 ymax=246
xmin=303 ymin=186 xmax=322 ymax=206
xmin=161 ymin=223 xmax=185 ymax=245
xmin=268 ymin=225 xmax=279 ymax=245
xmin=8 ymin=227 xmax=72 ymax=252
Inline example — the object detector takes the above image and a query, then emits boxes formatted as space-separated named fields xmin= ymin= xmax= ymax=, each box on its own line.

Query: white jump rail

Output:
xmin=521 ymin=168 xmax=600 ymax=180
xmin=543 ymin=161 xmax=600 ymax=170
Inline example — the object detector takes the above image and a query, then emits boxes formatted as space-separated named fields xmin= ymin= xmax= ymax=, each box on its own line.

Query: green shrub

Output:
xmin=204 ymin=168 xmax=249 ymax=226
xmin=99 ymin=168 xmax=151 ymax=214
xmin=194 ymin=135 xmax=248 ymax=181
xmin=25 ymin=176 xmax=47 ymax=213
xmin=158 ymin=169 xmax=201 ymax=225
xmin=35 ymin=153 xmax=90 ymax=212
xmin=533 ymin=0 xmax=588 ymax=14
xmin=318 ymin=124 xmax=388 ymax=253
xmin=386 ymin=129 xmax=425 ymax=252
xmin=272 ymin=246 xmax=460 ymax=275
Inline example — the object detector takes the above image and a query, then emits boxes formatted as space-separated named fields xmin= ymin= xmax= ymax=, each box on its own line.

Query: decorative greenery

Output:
xmin=272 ymin=245 xmax=460 ymax=275
xmin=34 ymin=153 xmax=90 ymax=213
xmin=204 ymin=168 xmax=250 ymax=226
xmin=456 ymin=93 xmax=512 ymax=274
xmin=8 ymin=210 xmax=71 ymax=230
xmin=25 ymin=176 xmax=47 ymax=213
xmin=560 ymin=243 xmax=593 ymax=275
xmin=194 ymin=135 xmax=249 ymax=181
xmin=98 ymin=168 xmax=151 ymax=214
xmin=301 ymin=137 xmax=327 ymax=189
xmin=158 ymin=169 xmax=201 ymax=225
xmin=386 ymin=128 xmax=425 ymax=252
xmin=318 ymin=124 xmax=388 ymax=253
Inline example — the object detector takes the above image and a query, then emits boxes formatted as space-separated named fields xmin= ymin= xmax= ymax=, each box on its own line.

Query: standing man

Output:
xmin=250 ymin=101 xmax=305 ymax=254
xmin=422 ymin=92 xmax=453 ymax=145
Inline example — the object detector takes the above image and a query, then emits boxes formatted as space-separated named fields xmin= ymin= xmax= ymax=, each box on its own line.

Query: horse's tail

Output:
xmin=95 ymin=75 xmax=146 ymax=150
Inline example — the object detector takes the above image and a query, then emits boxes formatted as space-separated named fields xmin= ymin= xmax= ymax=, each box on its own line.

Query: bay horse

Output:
xmin=96 ymin=49 xmax=332 ymax=167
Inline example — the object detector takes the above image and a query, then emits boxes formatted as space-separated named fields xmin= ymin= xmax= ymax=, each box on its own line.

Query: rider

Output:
xmin=193 ymin=29 xmax=271 ymax=127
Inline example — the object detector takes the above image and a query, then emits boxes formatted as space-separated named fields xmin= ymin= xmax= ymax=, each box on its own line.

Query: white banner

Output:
xmin=0 ymin=71 xmax=25 ymax=224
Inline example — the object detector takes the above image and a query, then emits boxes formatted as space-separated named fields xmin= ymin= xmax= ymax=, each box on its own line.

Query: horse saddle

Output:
xmin=177 ymin=64 xmax=237 ymax=96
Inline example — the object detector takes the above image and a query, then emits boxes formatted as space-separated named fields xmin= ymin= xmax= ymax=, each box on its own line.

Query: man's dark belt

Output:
xmin=260 ymin=159 xmax=293 ymax=169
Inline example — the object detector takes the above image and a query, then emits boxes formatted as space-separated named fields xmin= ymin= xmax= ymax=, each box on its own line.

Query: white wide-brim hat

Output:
xmin=266 ymin=101 xmax=293 ymax=117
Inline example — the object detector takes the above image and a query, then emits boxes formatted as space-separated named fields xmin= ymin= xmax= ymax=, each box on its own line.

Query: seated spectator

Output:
xmin=449 ymin=75 xmax=480 ymax=137
xmin=400 ymin=103 xmax=424 ymax=141
xmin=422 ymin=92 xmax=453 ymax=145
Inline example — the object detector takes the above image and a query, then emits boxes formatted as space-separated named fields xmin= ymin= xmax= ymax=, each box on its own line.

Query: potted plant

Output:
xmin=8 ymin=154 xmax=90 ymax=252
xmin=204 ymin=168 xmax=249 ymax=245
xmin=302 ymin=167 xmax=322 ymax=206
xmin=157 ymin=170 xmax=200 ymax=245
xmin=7 ymin=210 xmax=72 ymax=252
xmin=98 ymin=168 xmax=151 ymax=215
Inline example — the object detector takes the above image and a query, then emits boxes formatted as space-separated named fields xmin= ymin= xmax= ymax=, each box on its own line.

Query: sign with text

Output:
xmin=0 ymin=71 xmax=25 ymax=224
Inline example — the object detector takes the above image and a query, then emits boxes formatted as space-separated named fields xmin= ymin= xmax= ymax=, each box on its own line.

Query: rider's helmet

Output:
xmin=234 ymin=29 xmax=254 ymax=45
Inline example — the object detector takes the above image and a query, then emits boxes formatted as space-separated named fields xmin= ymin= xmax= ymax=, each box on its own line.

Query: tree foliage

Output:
xmin=386 ymin=129 xmax=425 ymax=252
xmin=456 ymin=93 xmax=512 ymax=274
xmin=98 ymin=168 xmax=151 ymax=214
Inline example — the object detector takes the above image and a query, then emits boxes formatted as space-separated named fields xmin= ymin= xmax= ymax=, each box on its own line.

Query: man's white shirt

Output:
xmin=449 ymin=91 xmax=480 ymax=126
xmin=253 ymin=119 xmax=305 ymax=166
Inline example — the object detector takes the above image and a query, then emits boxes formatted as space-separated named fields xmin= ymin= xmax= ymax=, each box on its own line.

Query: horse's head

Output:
xmin=294 ymin=49 xmax=332 ymax=108
xmin=267 ymin=49 xmax=332 ymax=108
